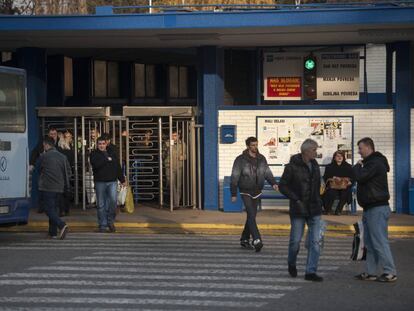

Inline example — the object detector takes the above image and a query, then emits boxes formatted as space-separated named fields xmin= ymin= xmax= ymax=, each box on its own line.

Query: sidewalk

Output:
xmin=2 ymin=204 xmax=414 ymax=237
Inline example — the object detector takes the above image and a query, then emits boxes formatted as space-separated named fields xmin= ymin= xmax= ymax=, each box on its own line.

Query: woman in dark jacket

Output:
xmin=323 ymin=151 xmax=354 ymax=215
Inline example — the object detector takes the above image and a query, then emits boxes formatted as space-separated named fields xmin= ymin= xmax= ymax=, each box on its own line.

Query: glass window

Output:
xmin=93 ymin=60 xmax=107 ymax=97
xmin=107 ymin=61 xmax=120 ymax=98
xmin=0 ymin=71 xmax=26 ymax=133
xmin=145 ymin=65 xmax=156 ymax=98
xmin=134 ymin=63 xmax=145 ymax=97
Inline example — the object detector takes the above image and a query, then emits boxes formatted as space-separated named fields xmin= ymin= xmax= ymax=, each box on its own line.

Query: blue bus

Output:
xmin=0 ymin=66 xmax=30 ymax=225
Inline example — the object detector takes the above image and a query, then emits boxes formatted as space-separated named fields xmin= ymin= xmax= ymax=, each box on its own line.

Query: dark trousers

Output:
xmin=323 ymin=188 xmax=351 ymax=213
xmin=41 ymin=191 xmax=66 ymax=236
xmin=241 ymin=195 xmax=261 ymax=241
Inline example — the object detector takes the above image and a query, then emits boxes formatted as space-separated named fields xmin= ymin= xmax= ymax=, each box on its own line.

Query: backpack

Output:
xmin=351 ymin=220 xmax=367 ymax=261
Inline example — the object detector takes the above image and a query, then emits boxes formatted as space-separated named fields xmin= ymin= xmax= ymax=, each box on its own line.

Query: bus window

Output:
xmin=0 ymin=72 xmax=25 ymax=133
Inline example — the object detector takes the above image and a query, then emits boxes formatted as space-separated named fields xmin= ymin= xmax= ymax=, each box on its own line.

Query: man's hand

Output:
xmin=29 ymin=165 xmax=34 ymax=172
xmin=121 ymin=181 xmax=128 ymax=187
xmin=357 ymin=160 xmax=363 ymax=166
xmin=107 ymin=157 xmax=112 ymax=161
xmin=272 ymin=184 xmax=279 ymax=191
xmin=231 ymin=197 xmax=237 ymax=203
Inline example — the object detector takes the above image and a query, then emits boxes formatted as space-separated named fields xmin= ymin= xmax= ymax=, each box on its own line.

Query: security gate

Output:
xmin=37 ymin=107 xmax=112 ymax=211
xmin=124 ymin=106 xmax=200 ymax=211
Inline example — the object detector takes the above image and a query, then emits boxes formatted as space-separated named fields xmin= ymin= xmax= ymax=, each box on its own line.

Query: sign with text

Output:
xmin=317 ymin=53 xmax=360 ymax=100
xmin=267 ymin=77 xmax=301 ymax=98
xmin=263 ymin=52 xmax=360 ymax=101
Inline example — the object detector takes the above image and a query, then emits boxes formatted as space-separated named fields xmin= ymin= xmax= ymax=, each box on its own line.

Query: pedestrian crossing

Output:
xmin=0 ymin=234 xmax=353 ymax=311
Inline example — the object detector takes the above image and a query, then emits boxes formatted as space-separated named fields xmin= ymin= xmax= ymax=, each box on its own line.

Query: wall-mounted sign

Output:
xmin=267 ymin=77 xmax=301 ymax=98
xmin=263 ymin=52 xmax=360 ymax=101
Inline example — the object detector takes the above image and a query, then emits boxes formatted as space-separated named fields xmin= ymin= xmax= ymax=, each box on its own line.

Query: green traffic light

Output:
xmin=305 ymin=59 xmax=315 ymax=70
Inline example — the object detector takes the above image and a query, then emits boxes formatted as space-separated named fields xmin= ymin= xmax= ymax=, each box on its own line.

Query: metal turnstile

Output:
xmin=123 ymin=106 xmax=201 ymax=211
xmin=37 ymin=107 xmax=112 ymax=211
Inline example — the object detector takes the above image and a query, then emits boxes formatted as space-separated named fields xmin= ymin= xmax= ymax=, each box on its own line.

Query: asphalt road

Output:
xmin=0 ymin=232 xmax=412 ymax=311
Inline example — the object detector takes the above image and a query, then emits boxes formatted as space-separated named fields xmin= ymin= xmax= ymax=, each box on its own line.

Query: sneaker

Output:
xmin=252 ymin=239 xmax=263 ymax=253
xmin=305 ymin=273 xmax=324 ymax=282
xmin=98 ymin=228 xmax=107 ymax=233
xmin=354 ymin=273 xmax=377 ymax=281
xmin=240 ymin=239 xmax=254 ymax=250
xmin=59 ymin=225 xmax=69 ymax=240
xmin=108 ymin=224 xmax=117 ymax=233
xmin=376 ymin=274 xmax=397 ymax=283
xmin=47 ymin=235 xmax=57 ymax=240
xmin=288 ymin=264 xmax=297 ymax=278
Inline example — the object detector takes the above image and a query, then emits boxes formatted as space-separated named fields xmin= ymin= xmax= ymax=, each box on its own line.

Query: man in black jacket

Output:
xmin=353 ymin=137 xmax=397 ymax=283
xmin=231 ymin=137 xmax=278 ymax=252
xmin=90 ymin=136 xmax=126 ymax=233
xmin=279 ymin=139 xmax=323 ymax=282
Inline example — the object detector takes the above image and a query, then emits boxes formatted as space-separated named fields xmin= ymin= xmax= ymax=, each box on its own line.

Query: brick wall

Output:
xmin=218 ymin=109 xmax=395 ymax=211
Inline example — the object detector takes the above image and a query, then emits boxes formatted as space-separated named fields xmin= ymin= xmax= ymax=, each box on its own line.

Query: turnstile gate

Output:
xmin=124 ymin=106 xmax=200 ymax=211
xmin=37 ymin=106 xmax=201 ymax=212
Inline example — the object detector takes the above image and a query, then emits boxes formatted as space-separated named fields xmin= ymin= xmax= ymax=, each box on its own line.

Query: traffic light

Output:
xmin=303 ymin=55 xmax=317 ymax=100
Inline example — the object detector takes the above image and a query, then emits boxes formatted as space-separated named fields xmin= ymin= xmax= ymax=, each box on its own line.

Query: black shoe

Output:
xmin=376 ymin=273 xmax=397 ymax=283
xmin=108 ymin=224 xmax=117 ymax=233
xmin=354 ymin=273 xmax=377 ymax=281
xmin=253 ymin=239 xmax=263 ymax=253
xmin=59 ymin=225 xmax=69 ymax=240
xmin=288 ymin=265 xmax=297 ymax=278
xmin=240 ymin=239 xmax=254 ymax=250
xmin=305 ymin=273 xmax=323 ymax=282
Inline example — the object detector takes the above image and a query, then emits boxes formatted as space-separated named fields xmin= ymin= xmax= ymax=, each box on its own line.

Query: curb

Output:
xmin=2 ymin=221 xmax=414 ymax=236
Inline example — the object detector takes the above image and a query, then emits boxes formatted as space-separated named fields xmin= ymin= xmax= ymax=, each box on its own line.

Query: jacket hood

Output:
xmin=364 ymin=151 xmax=390 ymax=172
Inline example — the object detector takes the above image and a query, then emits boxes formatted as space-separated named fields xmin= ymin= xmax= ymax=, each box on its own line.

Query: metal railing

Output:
xmin=95 ymin=1 xmax=414 ymax=15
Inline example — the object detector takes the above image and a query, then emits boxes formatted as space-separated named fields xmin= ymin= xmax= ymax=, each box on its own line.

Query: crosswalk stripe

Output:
xmin=19 ymin=288 xmax=285 ymax=299
xmin=52 ymin=260 xmax=339 ymax=270
xmin=0 ymin=246 xmax=350 ymax=255
xmin=71 ymin=256 xmax=350 ymax=265
xmin=0 ymin=296 xmax=270 ymax=308
xmin=92 ymin=251 xmax=350 ymax=259
xmin=1 ymin=273 xmax=308 ymax=283
xmin=0 ymin=307 xmax=205 ymax=311
xmin=0 ymin=279 xmax=299 ymax=291
xmin=5 ymin=242 xmax=350 ymax=250
xmin=28 ymin=265 xmax=339 ymax=273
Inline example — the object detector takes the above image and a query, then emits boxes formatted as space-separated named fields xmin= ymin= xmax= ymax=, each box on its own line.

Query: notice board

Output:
xmin=257 ymin=116 xmax=354 ymax=166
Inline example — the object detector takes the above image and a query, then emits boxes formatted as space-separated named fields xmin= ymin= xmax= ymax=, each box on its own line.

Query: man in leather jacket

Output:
xmin=353 ymin=137 xmax=397 ymax=283
xmin=279 ymin=139 xmax=324 ymax=282
xmin=230 ymin=137 xmax=278 ymax=252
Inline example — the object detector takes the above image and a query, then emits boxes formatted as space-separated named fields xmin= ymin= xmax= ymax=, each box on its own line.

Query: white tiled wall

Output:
xmin=218 ymin=109 xmax=395 ymax=210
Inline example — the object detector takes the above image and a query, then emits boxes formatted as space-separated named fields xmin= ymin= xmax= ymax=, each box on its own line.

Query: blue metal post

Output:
xmin=198 ymin=46 xmax=224 ymax=210
xmin=394 ymin=42 xmax=412 ymax=214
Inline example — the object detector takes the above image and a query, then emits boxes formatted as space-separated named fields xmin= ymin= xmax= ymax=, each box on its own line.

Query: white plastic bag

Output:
xmin=117 ymin=185 xmax=127 ymax=205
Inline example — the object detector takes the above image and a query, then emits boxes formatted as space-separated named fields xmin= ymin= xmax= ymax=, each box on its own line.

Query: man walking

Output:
xmin=230 ymin=137 xmax=278 ymax=252
xmin=90 ymin=136 xmax=126 ymax=233
xmin=38 ymin=136 xmax=70 ymax=240
xmin=353 ymin=137 xmax=397 ymax=283
xmin=279 ymin=139 xmax=323 ymax=282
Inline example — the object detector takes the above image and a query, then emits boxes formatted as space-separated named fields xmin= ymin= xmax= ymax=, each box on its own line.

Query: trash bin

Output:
xmin=409 ymin=178 xmax=414 ymax=215
xmin=222 ymin=176 xmax=243 ymax=212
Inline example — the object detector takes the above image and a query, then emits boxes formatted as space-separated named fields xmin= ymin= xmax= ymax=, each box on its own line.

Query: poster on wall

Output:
xmin=257 ymin=116 xmax=353 ymax=166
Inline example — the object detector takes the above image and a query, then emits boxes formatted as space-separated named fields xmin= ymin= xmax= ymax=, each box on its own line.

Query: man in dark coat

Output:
xmin=38 ymin=137 xmax=70 ymax=240
xmin=90 ymin=136 xmax=126 ymax=233
xmin=353 ymin=137 xmax=397 ymax=283
xmin=231 ymin=136 xmax=278 ymax=252
xmin=279 ymin=139 xmax=323 ymax=282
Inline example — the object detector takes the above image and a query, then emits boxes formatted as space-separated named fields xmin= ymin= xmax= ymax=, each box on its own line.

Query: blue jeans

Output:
xmin=288 ymin=215 xmax=321 ymax=274
xmin=363 ymin=205 xmax=397 ymax=275
xmin=95 ymin=181 xmax=118 ymax=230
xmin=41 ymin=191 xmax=66 ymax=236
